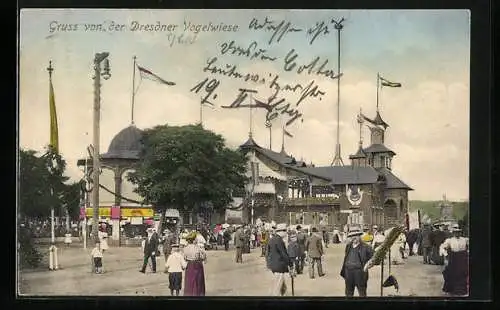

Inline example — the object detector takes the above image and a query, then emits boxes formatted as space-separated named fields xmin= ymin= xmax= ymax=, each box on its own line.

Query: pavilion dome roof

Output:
xmin=102 ymin=125 xmax=143 ymax=159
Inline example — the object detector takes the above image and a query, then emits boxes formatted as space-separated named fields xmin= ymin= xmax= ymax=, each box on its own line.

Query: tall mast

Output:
xmin=131 ymin=56 xmax=137 ymax=125
xmin=331 ymin=19 xmax=345 ymax=166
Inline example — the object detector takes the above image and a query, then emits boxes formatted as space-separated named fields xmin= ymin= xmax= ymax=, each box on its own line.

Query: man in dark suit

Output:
xmin=266 ymin=223 xmax=293 ymax=296
xmin=234 ymin=226 xmax=245 ymax=263
xmin=223 ymin=228 xmax=231 ymax=251
xmin=340 ymin=227 xmax=374 ymax=297
xmin=305 ymin=227 xmax=325 ymax=278
xmin=296 ymin=225 xmax=307 ymax=274
xmin=140 ymin=227 xmax=159 ymax=273
xmin=421 ymin=224 xmax=433 ymax=264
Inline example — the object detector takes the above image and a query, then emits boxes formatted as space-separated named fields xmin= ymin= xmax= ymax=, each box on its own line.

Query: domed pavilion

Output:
xmin=77 ymin=125 xmax=153 ymax=245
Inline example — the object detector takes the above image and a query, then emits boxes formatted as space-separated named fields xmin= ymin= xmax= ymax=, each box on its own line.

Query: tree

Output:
xmin=127 ymin=124 xmax=248 ymax=225
xmin=19 ymin=147 xmax=78 ymax=220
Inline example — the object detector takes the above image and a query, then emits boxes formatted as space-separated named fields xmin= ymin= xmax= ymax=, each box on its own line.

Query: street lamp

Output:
xmin=91 ymin=52 xmax=111 ymax=243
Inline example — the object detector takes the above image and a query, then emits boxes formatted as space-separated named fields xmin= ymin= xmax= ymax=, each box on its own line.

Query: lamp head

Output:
xmin=102 ymin=58 xmax=111 ymax=80
xmin=94 ymin=52 xmax=109 ymax=64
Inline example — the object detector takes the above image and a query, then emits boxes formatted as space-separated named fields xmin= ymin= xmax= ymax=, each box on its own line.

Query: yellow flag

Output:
xmin=49 ymin=78 xmax=59 ymax=153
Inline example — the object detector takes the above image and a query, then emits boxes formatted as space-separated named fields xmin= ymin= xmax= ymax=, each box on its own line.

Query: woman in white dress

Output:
xmin=440 ymin=224 xmax=468 ymax=296
xmin=98 ymin=227 xmax=109 ymax=251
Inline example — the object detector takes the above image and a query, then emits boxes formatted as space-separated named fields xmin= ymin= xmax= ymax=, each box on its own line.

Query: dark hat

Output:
xmin=171 ymin=244 xmax=180 ymax=248
xmin=296 ymin=225 xmax=302 ymax=230
xmin=311 ymin=227 xmax=318 ymax=232
xmin=382 ymin=275 xmax=399 ymax=292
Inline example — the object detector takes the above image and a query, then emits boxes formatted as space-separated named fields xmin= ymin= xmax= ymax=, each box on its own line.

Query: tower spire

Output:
xmin=331 ymin=18 xmax=345 ymax=166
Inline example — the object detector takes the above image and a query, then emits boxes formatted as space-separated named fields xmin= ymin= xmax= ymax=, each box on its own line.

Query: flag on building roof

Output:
xmin=284 ymin=128 xmax=293 ymax=138
xmin=380 ymin=76 xmax=402 ymax=88
xmin=137 ymin=65 xmax=175 ymax=86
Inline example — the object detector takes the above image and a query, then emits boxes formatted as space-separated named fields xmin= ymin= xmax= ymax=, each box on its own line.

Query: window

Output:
xmin=380 ymin=156 xmax=385 ymax=167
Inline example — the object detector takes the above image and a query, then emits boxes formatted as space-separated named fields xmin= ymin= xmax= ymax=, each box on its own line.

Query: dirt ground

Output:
xmin=18 ymin=243 xmax=446 ymax=297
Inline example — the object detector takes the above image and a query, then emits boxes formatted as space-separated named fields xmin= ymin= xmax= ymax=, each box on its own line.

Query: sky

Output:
xmin=19 ymin=9 xmax=470 ymax=201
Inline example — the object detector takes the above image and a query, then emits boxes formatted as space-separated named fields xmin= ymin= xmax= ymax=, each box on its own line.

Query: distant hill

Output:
xmin=409 ymin=200 xmax=469 ymax=222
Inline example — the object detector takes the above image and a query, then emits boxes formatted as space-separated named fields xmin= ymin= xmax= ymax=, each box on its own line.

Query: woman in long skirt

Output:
xmin=440 ymin=224 xmax=469 ymax=296
xmin=182 ymin=231 xmax=207 ymax=296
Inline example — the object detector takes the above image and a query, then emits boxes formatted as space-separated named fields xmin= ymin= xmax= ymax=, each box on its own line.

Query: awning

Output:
xmin=254 ymin=182 xmax=276 ymax=194
xmin=247 ymin=157 xmax=287 ymax=181
xmin=165 ymin=208 xmax=180 ymax=218
xmin=227 ymin=197 xmax=244 ymax=210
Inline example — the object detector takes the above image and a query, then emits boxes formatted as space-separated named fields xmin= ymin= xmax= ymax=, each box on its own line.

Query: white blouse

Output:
xmin=440 ymin=237 xmax=469 ymax=256
xmin=183 ymin=244 xmax=207 ymax=262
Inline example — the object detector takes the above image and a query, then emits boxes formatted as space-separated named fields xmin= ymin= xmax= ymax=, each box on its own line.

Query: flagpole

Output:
xmin=358 ymin=107 xmax=363 ymax=146
xmin=281 ymin=123 xmax=285 ymax=152
xmin=376 ymin=73 xmax=380 ymax=112
xmin=131 ymin=56 xmax=137 ymax=125
xmin=47 ymin=60 xmax=59 ymax=271
xmin=249 ymin=94 xmax=253 ymax=138
xmin=200 ymin=102 xmax=203 ymax=126
xmin=269 ymin=124 xmax=272 ymax=150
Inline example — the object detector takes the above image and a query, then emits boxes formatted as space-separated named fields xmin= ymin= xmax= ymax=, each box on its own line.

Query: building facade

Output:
xmin=237 ymin=110 xmax=413 ymax=231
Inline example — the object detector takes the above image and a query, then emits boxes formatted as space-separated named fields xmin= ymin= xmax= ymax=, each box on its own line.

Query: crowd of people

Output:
xmin=87 ymin=219 xmax=468 ymax=297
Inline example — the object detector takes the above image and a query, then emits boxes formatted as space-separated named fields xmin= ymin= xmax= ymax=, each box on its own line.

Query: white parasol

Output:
xmin=222 ymin=223 xmax=230 ymax=229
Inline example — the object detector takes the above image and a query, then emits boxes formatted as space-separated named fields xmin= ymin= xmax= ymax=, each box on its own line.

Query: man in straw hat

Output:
xmin=267 ymin=223 xmax=294 ymax=296
xmin=340 ymin=226 xmax=374 ymax=297
xmin=440 ymin=223 xmax=469 ymax=296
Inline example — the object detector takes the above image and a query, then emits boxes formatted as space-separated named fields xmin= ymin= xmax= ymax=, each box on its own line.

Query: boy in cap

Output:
xmin=165 ymin=244 xmax=187 ymax=296
xmin=340 ymin=227 xmax=374 ymax=297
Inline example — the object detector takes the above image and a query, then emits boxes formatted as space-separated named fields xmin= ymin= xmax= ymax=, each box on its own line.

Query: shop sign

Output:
xmin=121 ymin=208 xmax=154 ymax=217
xmin=85 ymin=207 xmax=111 ymax=217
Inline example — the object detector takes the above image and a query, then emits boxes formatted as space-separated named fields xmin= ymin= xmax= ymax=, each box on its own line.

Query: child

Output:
xmin=164 ymin=244 xmax=187 ymax=296
xmin=91 ymin=241 xmax=104 ymax=274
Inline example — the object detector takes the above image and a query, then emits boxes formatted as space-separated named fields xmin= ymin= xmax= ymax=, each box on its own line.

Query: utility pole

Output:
xmin=91 ymin=52 xmax=111 ymax=244
xmin=331 ymin=18 xmax=345 ymax=166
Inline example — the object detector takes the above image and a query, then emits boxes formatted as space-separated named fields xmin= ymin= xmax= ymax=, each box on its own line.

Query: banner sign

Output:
xmin=85 ymin=207 xmax=111 ymax=217
xmin=121 ymin=208 xmax=154 ymax=217
xmin=85 ymin=207 xmax=153 ymax=218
